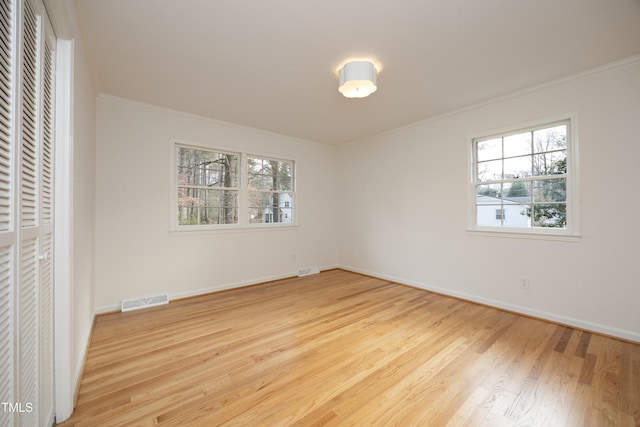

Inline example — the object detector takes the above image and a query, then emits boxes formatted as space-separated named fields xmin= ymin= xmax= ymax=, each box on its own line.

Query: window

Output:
xmin=176 ymin=146 xmax=240 ymax=225
xmin=471 ymin=119 xmax=577 ymax=236
xmin=247 ymin=156 xmax=294 ymax=224
xmin=174 ymin=144 xmax=295 ymax=229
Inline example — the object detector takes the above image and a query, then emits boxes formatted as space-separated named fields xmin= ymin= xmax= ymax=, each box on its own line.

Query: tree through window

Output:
xmin=176 ymin=146 xmax=239 ymax=225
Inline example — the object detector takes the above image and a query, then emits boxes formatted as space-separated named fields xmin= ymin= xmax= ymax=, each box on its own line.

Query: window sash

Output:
xmin=471 ymin=119 xmax=575 ymax=235
xmin=175 ymin=145 xmax=240 ymax=227
xmin=246 ymin=156 xmax=294 ymax=225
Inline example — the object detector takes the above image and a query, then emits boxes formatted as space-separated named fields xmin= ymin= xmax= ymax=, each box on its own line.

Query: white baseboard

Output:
xmin=94 ymin=264 xmax=341 ymax=315
xmin=94 ymin=303 xmax=121 ymax=315
xmin=73 ymin=327 xmax=91 ymax=400
xmin=340 ymin=265 xmax=640 ymax=344
xmin=169 ymin=271 xmax=298 ymax=301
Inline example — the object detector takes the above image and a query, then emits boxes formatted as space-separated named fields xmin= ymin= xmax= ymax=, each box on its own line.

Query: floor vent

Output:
xmin=298 ymin=266 xmax=320 ymax=277
xmin=121 ymin=294 xmax=169 ymax=312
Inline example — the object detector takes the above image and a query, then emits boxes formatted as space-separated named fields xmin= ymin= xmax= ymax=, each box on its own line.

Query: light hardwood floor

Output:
xmin=58 ymin=269 xmax=640 ymax=426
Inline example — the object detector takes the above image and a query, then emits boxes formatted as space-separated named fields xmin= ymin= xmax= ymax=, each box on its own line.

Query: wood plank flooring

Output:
xmin=57 ymin=269 xmax=640 ymax=426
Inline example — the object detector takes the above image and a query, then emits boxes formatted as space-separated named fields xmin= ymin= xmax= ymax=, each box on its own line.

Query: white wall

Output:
xmin=338 ymin=57 xmax=640 ymax=341
xmin=94 ymin=97 xmax=339 ymax=311
xmin=70 ymin=31 xmax=96 ymax=384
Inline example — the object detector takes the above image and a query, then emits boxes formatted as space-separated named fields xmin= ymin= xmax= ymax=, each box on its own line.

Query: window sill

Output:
xmin=466 ymin=228 xmax=581 ymax=242
xmin=170 ymin=223 xmax=300 ymax=236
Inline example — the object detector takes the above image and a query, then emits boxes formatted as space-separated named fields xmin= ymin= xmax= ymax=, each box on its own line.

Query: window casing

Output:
xmin=470 ymin=119 xmax=578 ymax=237
xmin=173 ymin=143 xmax=295 ymax=230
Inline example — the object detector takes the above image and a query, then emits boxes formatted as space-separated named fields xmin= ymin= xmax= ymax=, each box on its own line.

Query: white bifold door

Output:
xmin=0 ymin=0 xmax=56 ymax=425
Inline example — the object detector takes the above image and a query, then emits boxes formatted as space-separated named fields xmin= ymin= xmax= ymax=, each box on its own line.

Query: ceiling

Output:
xmin=74 ymin=0 xmax=640 ymax=145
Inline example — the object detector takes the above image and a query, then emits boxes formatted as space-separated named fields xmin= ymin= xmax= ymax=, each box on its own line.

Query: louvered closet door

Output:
xmin=0 ymin=0 xmax=56 ymax=425
xmin=38 ymin=11 xmax=55 ymax=425
xmin=19 ymin=1 xmax=41 ymax=425
xmin=20 ymin=0 xmax=56 ymax=425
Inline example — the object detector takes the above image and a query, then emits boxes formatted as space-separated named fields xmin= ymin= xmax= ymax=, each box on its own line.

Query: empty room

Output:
xmin=1 ymin=0 xmax=640 ymax=426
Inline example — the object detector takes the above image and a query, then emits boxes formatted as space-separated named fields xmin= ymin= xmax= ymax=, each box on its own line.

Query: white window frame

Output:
xmin=468 ymin=116 xmax=580 ymax=241
xmin=170 ymin=141 xmax=297 ymax=231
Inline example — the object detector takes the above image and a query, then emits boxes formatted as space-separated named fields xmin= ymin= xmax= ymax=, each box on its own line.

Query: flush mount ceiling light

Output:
xmin=338 ymin=60 xmax=377 ymax=98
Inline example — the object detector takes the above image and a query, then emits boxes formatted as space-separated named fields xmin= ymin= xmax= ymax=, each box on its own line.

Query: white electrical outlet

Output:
xmin=520 ymin=278 xmax=530 ymax=290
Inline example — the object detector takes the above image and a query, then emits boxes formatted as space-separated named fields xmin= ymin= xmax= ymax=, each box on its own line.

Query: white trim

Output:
xmin=43 ymin=0 xmax=75 ymax=40
xmin=340 ymin=265 xmax=640 ymax=344
xmin=466 ymin=229 xmax=580 ymax=242
xmin=169 ymin=223 xmax=300 ymax=236
xmin=71 ymin=324 xmax=90 ymax=415
xmin=53 ymin=37 xmax=74 ymax=422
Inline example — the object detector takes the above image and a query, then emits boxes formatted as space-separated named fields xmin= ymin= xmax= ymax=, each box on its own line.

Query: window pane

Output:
xmin=248 ymin=175 xmax=271 ymax=191
xmin=533 ymin=125 xmax=567 ymax=153
xmin=248 ymin=157 xmax=294 ymax=191
xmin=177 ymin=188 xmax=238 ymax=225
xmin=280 ymin=208 xmax=293 ymax=222
xmin=531 ymin=203 xmax=566 ymax=228
xmin=533 ymin=178 xmax=566 ymax=203
xmin=277 ymin=165 xmax=294 ymax=191
xmin=503 ymin=132 xmax=531 ymax=158
xmin=477 ymin=159 xmax=502 ymax=181
xmin=503 ymin=181 xmax=530 ymax=201
xmin=476 ymin=183 xmax=501 ymax=199
xmin=248 ymin=191 xmax=293 ymax=224
xmin=177 ymin=147 xmax=239 ymax=188
xmin=533 ymin=150 xmax=566 ymax=176
xmin=247 ymin=157 xmax=265 ymax=174
xmin=476 ymin=138 xmax=502 ymax=162
xmin=502 ymin=204 xmax=530 ymax=228
xmin=503 ymin=155 xmax=532 ymax=179
xmin=476 ymin=204 xmax=503 ymax=227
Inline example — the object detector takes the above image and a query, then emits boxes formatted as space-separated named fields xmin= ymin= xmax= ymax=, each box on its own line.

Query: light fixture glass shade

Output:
xmin=338 ymin=61 xmax=377 ymax=98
